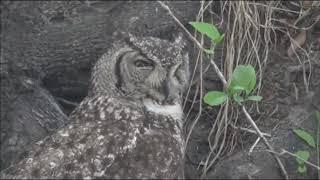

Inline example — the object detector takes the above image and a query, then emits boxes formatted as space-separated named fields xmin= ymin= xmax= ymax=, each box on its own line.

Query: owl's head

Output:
xmin=90 ymin=33 xmax=190 ymax=106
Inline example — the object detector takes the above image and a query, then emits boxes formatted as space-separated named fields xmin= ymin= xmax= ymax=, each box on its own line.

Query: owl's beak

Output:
xmin=163 ymin=63 xmax=185 ymax=105
xmin=163 ymin=84 xmax=182 ymax=105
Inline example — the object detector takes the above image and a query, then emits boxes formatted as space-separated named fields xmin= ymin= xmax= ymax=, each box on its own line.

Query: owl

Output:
xmin=0 ymin=33 xmax=190 ymax=179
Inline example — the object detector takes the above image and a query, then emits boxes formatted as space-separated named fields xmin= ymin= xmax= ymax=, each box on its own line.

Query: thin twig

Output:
xmin=210 ymin=58 xmax=228 ymax=86
xmin=242 ymin=106 xmax=289 ymax=179
xmin=157 ymin=1 xmax=203 ymax=50
xmin=157 ymin=1 xmax=227 ymax=85
xmin=157 ymin=1 xmax=289 ymax=179
xmin=269 ymin=104 xmax=278 ymax=117
xmin=229 ymin=123 xmax=271 ymax=137
xmin=249 ymin=137 xmax=261 ymax=156
xmin=267 ymin=149 xmax=320 ymax=171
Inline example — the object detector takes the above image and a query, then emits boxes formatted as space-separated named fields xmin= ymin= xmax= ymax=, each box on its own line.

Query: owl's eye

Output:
xmin=134 ymin=59 xmax=153 ymax=68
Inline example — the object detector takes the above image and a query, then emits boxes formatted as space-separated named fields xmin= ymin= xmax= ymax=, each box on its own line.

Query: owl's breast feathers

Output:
xmin=0 ymin=95 xmax=184 ymax=179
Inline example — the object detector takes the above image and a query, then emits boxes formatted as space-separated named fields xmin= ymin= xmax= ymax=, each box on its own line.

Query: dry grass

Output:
xmin=181 ymin=1 xmax=319 ymax=178
xmin=182 ymin=1 xmax=276 ymax=177
xmin=158 ymin=0 xmax=319 ymax=178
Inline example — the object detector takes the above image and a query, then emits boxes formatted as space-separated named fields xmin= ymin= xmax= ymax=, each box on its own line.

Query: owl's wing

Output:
xmin=0 ymin=95 xmax=145 ymax=179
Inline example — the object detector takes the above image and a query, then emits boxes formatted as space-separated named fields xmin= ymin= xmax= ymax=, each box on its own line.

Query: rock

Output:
xmin=1 ymin=76 xmax=68 ymax=170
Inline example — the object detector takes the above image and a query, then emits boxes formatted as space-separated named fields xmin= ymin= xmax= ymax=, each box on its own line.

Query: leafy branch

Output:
xmin=203 ymin=64 xmax=262 ymax=106
xmin=189 ymin=19 xmax=290 ymax=179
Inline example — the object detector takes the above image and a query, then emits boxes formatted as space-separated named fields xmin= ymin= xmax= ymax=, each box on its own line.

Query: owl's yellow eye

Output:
xmin=134 ymin=59 xmax=153 ymax=68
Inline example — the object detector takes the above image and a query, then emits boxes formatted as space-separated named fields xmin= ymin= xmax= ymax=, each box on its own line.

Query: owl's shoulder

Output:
xmin=0 ymin=95 xmax=147 ymax=179
xmin=70 ymin=94 xmax=144 ymax=124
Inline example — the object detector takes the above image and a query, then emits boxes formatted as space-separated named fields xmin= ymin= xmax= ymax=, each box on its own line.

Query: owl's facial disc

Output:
xmin=111 ymin=34 xmax=190 ymax=105
xmin=118 ymin=51 xmax=188 ymax=106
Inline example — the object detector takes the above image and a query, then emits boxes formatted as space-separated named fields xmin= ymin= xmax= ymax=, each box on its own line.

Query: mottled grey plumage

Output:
xmin=0 ymin=33 xmax=190 ymax=179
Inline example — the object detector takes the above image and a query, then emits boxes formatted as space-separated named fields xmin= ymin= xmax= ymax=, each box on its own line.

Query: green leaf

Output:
xmin=228 ymin=65 xmax=256 ymax=96
xmin=233 ymin=94 xmax=244 ymax=105
xmin=228 ymin=86 xmax=245 ymax=96
xmin=295 ymin=150 xmax=310 ymax=165
xmin=204 ymin=91 xmax=227 ymax=106
xmin=215 ymin=33 xmax=225 ymax=44
xmin=204 ymin=48 xmax=214 ymax=55
xmin=228 ymin=86 xmax=244 ymax=97
xmin=189 ymin=22 xmax=222 ymax=44
xmin=247 ymin=96 xmax=263 ymax=102
xmin=298 ymin=165 xmax=307 ymax=173
xmin=293 ymin=129 xmax=316 ymax=148
xmin=230 ymin=85 xmax=246 ymax=92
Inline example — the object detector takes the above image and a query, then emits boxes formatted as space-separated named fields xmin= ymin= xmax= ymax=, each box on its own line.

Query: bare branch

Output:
xmin=157 ymin=1 xmax=227 ymax=86
xmin=267 ymin=149 xmax=320 ymax=171
xmin=242 ymin=106 xmax=289 ymax=179
xmin=157 ymin=1 xmax=289 ymax=179
xmin=229 ymin=123 xmax=271 ymax=137
xmin=249 ymin=137 xmax=261 ymax=155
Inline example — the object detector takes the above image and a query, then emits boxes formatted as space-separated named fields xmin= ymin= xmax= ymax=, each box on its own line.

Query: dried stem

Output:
xmin=267 ymin=149 xmax=320 ymax=171
xmin=242 ymin=106 xmax=288 ymax=179
xmin=157 ymin=1 xmax=203 ymax=50
xmin=229 ymin=123 xmax=271 ymax=137
xmin=249 ymin=137 xmax=261 ymax=155
xmin=157 ymin=1 xmax=289 ymax=179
